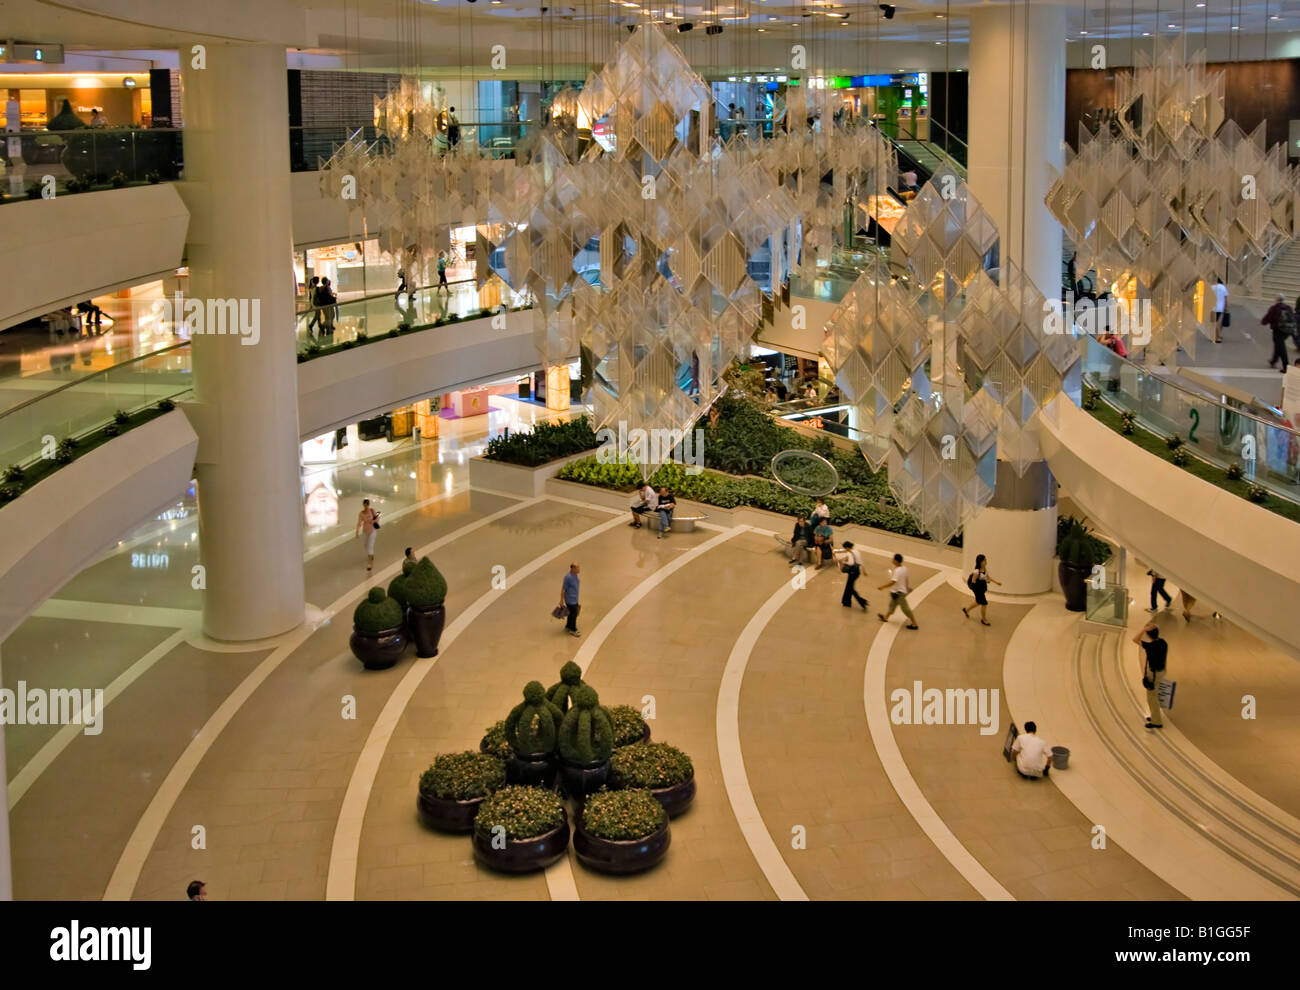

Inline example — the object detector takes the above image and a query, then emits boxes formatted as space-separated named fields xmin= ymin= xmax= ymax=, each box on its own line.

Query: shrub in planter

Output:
xmin=110 ymin=170 xmax=128 ymax=188
xmin=546 ymin=661 xmax=587 ymax=713
xmin=480 ymin=720 xmax=513 ymax=761
xmin=557 ymin=685 xmax=615 ymax=796
xmin=609 ymin=742 xmax=696 ymax=818
xmin=113 ymin=409 xmax=130 ymax=426
xmin=306 ymin=342 xmax=322 ymax=356
xmin=1248 ymin=484 xmax=1269 ymax=503
xmin=145 ymin=171 xmax=161 ymax=184
xmin=349 ymin=587 xmax=407 ymax=669
xmin=103 ymin=422 xmax=121 ymax=437
xmin=402 ymin=557 xmax=447 ymax=657
xmin=3 ymin=464 xmax=25 ymax=485
xmin=157 ymin=398 xmax=175 ymax=412
xmin=0 ymin=482 xmax=21 ymax=504
xmin=1119 ymin=411 xmax=1136 ymax=435
xmin=608 ymin=705 xmax=651 ymax=747
xmin=1166 ymin=434 xmax=1183 ymax=451
xmin=417 ymin=751 xmax=506 ymax=833
xmin=1171 ymin=448 xmax=1189 ymax=467
xmin=356 ymin=332 xmax=369 ymax=344
xmin=1225 ymin=462 xmax=1244 ymax=481
xmin=387 ymin=328 xmax=400 ymax=338
xmin=1082 ymin=385 xmax=1101 ymax=411
xmin=397 ymin=322 xmax=412 ymax=333
xmin=387 ymin=557 xmax=418 ymax=607
xmin=55 ymin=439 xmax=77 ymax=465
xmin=504 ymin=681 xmax=563 ymax=786
xmin=574 ymin=788 xmax=670 ymax=875
xmin=1056 ymin=515 xmax=1104 ymax=612
xmin=472 ymin=785 xmax=569 ymax=873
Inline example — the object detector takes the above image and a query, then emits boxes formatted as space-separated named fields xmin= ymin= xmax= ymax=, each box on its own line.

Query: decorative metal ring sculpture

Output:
xmin=770 ymin=449 xmax=839 ymax=497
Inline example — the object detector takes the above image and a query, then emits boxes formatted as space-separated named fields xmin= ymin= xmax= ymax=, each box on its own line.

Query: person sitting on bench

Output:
xmin=1011 ymin=721 xmax=1052 ymax=779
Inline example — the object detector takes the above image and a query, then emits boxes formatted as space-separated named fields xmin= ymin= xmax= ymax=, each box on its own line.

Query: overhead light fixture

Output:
xmin=879 ymin=4 xmax=895 ymax=19
xmin=123 ymin=77 xmax=137 ymax=88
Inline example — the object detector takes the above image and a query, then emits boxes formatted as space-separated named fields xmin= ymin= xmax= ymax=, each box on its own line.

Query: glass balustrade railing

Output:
xmin=0 ymin=128 xmax=184 ymax=202
xmin=1081 ymin=335 xmax=1300 ymax=506
xmin=0 ymin=342 xmax=193 ymax=476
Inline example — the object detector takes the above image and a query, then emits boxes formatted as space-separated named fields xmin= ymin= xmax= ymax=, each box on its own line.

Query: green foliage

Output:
xmin=356 ymin=331 xmax=368 ymax=344
xmin=109 ymin=171 xmax=127 ymax=188
xmin=557 ymin=685 xmax=614 ymax=765
xmin=1082 ymin=386 xmax=1101 ymax=411
xmin=341 ymin=338 xmax=356 ymax=349
xmin=55 ymin=439 xmax=77 ymax=465
xmin=1248 ymin=484 xmax=1269 ymax=503
xmin=3 ymin=464 xmax=25 ymax=484
xmin=483 ymin=415 xmax=600 ymax=467
xmin=481 ymin=720 xmax=513 ymax=761
xmin=157 ymin=398 xmax=175 ymax=412
xmin=505 ymin=681 xmax=563 ymax=756
xmin=353 ymin=586 xmax=404 ymax=633
xmin=145 ymin=171 xmax=161 ymax=184
xmin=1225 ymin=462 xmax=1244 ymax=481
xmin=113 ymin=409 xmax=130 ymax=426
xmin=1171 ymin=448 xmax=1189 ymax=467
xmin=581 ymin=788 xmax=666 ymax=841
xmin=403 ymin=556 xmax=447 ymax=607
xmin=1166 ymin=434 xmax=1183 ymax=451
xmin=610 ymin=742 xmax=694 ymax=789
xmin=1056 ymin=515 xmax=1112 ymax=566
xmin=419 ymin=751 xmax=506 ymax=801
xmin=103 ymin=422 xmax=120 ymax=437
xmin=704 ymin=394 xmax=794 ymax=476
xmin=722 ymin=360 xmax=770 ymax=399
xmin=0 ymin=482 xmax=20 ymax=504
xmin=1119 ymin=411 xmax=1136 ymax=435
xmin=474 ymin=785 xmax=565 ymax=840
xmin=608 ymin=705 xmax=648 ymax=747
xmin=387 ymin=328 xmax=400 ymax=338
xmin=546 ymin=661 xmax=586 ymax=712
xmin=306 ymin=342 xmax=322 ymax=356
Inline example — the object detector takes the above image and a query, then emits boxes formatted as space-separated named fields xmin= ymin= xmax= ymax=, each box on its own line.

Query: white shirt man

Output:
xmin=639 ymin=483 xmax=657 ymax=510
xmin=1011 ymin=723 xmax=1053 ymax=778
xmin=889 ymin=564 xmax=910 ymax=594
xmin=629 ymin=484 xmax=656 ymax=528
xmin=1211 ymin=280 xmax=1228 ymax=343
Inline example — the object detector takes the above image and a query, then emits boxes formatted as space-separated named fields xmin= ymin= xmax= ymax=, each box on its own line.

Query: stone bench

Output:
xmin=645 ymin=509 xmax=706 ymax=533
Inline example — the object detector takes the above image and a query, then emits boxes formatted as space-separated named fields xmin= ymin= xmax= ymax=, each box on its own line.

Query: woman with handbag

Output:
xmin=1132 ymin=622 xmax=1168 ymax=729
xmin=355 ymin=498 xmax=380 ymax=572
xmin=961 ymin=553 xmax=1002 ymax=626
xmin=836 ymin=541 xmax=867 ymax=611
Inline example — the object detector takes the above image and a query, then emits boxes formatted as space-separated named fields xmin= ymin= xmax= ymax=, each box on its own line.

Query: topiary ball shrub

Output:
xmin=146 ymin=171 xmax=161 ymax=184
xmin=610 ymin=742 xmax=694 ymax=790
xmin=404 ymin=557 xmax=447 ymax=607
xmin=387 ymin=558 xmax=417 ymax=608
xmin=558 ymin=685 xmax=614 ymax=766
xmin=1225 ymin=462 xmax=1244 ymax=481
xmin=481 ymin=720 xmax=513 ymax=761
xmin=1247 ymin=484 xmax=1269 ymax=503
xmin=474 ymin=785 xmax=565 ymax=840
xmin=1166 ymin=434 xmax=1183 ymax=451
xmin=353 ymin=587 xmax=403 ymax=633
xmin=419 ymin=751 xmax=506 ymax=801
xmin=505 ymin=681 xmax=563 ymax=757
xmin=1171 ymin=448 xmax=1189 ymax=467
xmin=608 ymin=705 xmax=650 ymax=747
xmin=547 ymin=661 xmax=586 ymax=712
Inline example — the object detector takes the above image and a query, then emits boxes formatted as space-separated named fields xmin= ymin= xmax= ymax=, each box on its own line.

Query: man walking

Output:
xmin=1211 ymin=276 xmax=1228 ymax=343
xmin=560 ymin=562 xmax=582 ymax=638
xmin=1146 ymin=569 xmax=1172 ymax=613
xmin=837 ymin=541 xmax=867 ymax=610
xmin=1262 ymin=294 xmax=1294 ymax=372
xmin=877 ymin=553 xmax=919 ymax=630
xmin=1133 ymin=621 xmax=1168 ymax=729
xmin=305 ymin=275 xmax=321 ymax=338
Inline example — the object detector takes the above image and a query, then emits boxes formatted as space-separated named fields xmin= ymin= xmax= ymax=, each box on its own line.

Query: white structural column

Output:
xmin=965 ymin=3 xmax=1067 ymax=594
xmin=182 ymin=45 xmax=305 ymax=640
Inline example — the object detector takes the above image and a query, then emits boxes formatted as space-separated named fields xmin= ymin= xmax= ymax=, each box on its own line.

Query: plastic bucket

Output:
xmin=1051 ymin=746 xmax=1070 ymax=771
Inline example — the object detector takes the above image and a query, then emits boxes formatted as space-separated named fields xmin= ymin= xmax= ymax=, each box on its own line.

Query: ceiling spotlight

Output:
xmin=879 ymin=4 xmax=895 ymax=19
xmin=677 ymin=21 xmax=693 ymax=31
xmin=123 ymin=77 xmax=137 ymax=87
xmin=705 ymin=23 xmax=723 ymax=35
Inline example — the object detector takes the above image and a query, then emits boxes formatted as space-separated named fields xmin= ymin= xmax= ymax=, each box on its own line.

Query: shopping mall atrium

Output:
xmin=2 ymin=0 xmax=1300 ymax=929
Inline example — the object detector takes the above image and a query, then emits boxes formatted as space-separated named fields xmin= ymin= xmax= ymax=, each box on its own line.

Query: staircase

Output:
xmin=1260 ymin=241 xmax=1300 ymax=301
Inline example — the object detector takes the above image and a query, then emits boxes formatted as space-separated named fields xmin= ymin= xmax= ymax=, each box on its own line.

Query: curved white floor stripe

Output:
xmin=325 ymin=511 xmax=628 ymax=900
xmin=863 ymin=570 xmax=1017 ymax=901
xmin=8 ymin=628 xmax=188 ymax=811
xmin=715 ymin=566 xmax=826 ymax=901
xmin=103 ymin=496 xmax=544 ymax=901
xmin=546 ymin=524 xmax=750 ymax=900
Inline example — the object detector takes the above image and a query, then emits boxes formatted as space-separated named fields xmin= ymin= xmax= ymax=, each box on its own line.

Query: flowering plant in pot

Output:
xmin=574 ymin=788 xmax=669 ymax=875
xmin=608 ymin=704 xmax=651 ymax=747
xmin=349 ymin=587 xmax=407 ymax=669
xmin=479 ymin=720 xmax=513 ymax=761
xmin=417 ymin=751 xmax=506 ymax=833
xmin=609 ymin=742 xmax=696 ymax=818
xmin=556 ymin=685 xmax=615 ymax=797
xmin=472 ymin=785 xmax=569 ymax=873
xmin=403 ymin=557 xmax=447 ymax=657
xmin=504 ymin=681 xmax=563 ymax=786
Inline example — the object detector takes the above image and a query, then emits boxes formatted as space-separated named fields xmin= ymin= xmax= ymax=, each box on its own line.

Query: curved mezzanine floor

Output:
xmin=3 ymin=444 xmax=1298 ymax=901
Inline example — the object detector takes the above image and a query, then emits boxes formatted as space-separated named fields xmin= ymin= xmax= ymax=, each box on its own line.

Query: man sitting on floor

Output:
xmin=1011 ymin=721 xmax=1052 ymax=779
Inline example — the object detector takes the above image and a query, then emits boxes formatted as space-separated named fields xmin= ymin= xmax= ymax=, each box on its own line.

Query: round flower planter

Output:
xmin=407 ymin=603 xmax=446 ymax=658
xmin=506 ymin=752 xmax=557 ymax=788
xmin=472 ymin=815 xmax=570 ymax=874
xmin=1058 ymin=560 xmax=1091 ymax=612
xmin=559 ymin=757 xmax=611 ymax=798
xmin=615 ymin=722 xmax=652 ymax=747
xmin=416 ymin=790 xmax=487 ymax=833
xmin=574 ymin=816 xmax=670 ymax=874
xmin=649 ymin=776 xmax=696 ymax=818
xmin=480 ymin=736 xmax=513 ymax=760
xmin=349 ymin=625 xmax=407 ymax=670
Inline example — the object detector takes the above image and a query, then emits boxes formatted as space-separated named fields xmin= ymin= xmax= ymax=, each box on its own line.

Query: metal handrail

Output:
xmin=0 ymin=340 xmax=191 ymax=424
xmin=295 ymin=277 xmax=479 ymax=317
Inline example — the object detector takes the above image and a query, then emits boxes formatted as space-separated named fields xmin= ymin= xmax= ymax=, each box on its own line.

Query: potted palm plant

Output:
xmin=1057 ymin=515 xmax=1099 ymax=612
xmin=403 ymin=557 xmax=447 ymax=657
xmin=417 ymin=751 xmax=506 ymax=833
xmin=472 ymin=785 xmax=570 ymax=873
xmin=609 ymin=742 xmax=696 ymax=818
xmin=556 ymin=685 xmax=615 ymax=797
xmin=349 ymin=587 xmax=407 ymax=669
xmin=574 ymin=788 xmax=670 ymax=874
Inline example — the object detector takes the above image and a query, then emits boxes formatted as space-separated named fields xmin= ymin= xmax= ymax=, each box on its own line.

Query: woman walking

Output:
xmin=355 ymin=498 xmax=380 ymax=571
xmin=962 ymin=554 xmax=1002 ymax=626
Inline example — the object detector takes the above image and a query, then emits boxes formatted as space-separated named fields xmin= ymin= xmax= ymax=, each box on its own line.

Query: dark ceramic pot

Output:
xmin=417 ymin=790 xmax=487 ymax=833
xmin=407 ymin=602 xmax=446 ymax=658
xmin=472 ymin=815 xmax=570 ymax=873
xmin=507 ymin=752 xmax=557 ymax=788
xmin=1058 ymin=560 xmax=1091 ymax=612
xmin=574 ymin=817 xmax=670 ymax=875
xmin=650 ymin=776 xmax=696 ymax=818
xmin=349 ymin=625 xmax=407 ymax=670
xmin=559 ymin=757 xmax=610 ymax=798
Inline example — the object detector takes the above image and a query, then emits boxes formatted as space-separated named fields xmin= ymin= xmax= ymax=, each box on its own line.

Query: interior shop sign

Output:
xmin=136 ymin=292 xmax=261 ymax=345
xmin=596 ymin=421 xmax=705 ymax=474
